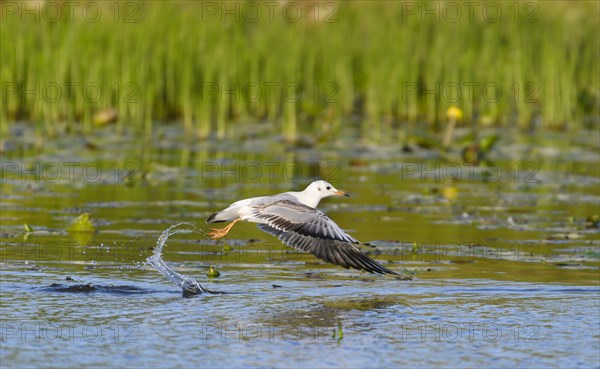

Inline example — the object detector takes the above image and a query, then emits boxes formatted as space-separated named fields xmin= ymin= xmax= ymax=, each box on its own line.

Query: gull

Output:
xmin=206 ymin=180 xmax=398 ymax=275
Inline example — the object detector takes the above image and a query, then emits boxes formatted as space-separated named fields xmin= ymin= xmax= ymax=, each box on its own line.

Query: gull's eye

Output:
xmin=326 ymin=186 xmax=331 ymax=190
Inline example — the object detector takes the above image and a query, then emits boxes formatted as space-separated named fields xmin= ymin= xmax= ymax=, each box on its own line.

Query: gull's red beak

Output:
xmin=335 ymin=190 xmax=350 ymax=197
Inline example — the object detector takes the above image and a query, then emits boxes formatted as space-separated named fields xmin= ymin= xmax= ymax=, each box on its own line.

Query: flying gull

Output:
xmin=206 ymin=180 xmax=397 ymax=275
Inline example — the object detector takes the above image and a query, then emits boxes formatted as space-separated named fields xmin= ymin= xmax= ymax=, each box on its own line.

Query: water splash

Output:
xmin=146 ymin=222 xmax=205 ymax=296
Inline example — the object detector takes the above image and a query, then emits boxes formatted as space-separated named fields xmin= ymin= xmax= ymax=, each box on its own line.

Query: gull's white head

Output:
xmin=298 ymin=180 xmax=349 ymax=208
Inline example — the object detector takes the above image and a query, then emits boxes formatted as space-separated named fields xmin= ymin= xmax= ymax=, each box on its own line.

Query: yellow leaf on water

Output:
xmin=67 ymin=213 xmax=96 ymax=233
xmin=442 ymin=186 xmax=458 ymax=200
xmin=93 ymin=108 xmax=118 ymax=126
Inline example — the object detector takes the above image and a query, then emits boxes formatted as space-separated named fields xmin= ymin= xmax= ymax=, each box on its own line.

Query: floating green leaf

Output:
xmin=207 ymin=265 xmax=220 ymax=278
xmin=478 ymin=134 xmax=499 ymax=154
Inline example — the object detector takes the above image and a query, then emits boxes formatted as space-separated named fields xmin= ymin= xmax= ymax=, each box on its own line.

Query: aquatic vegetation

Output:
xmin=333 ymin=319 xmax=343 ymax=341
xmin=586 ymin=215 xmax=599 ymax=228
xmin=2 ymin=1 xmax=598 ymax=140
xmin=66 ymin=213 xmax=96 ymax=233
xmin=207 ymin=265 xmax=221 ymax=278
xmin=442 ymin=106 xmax=463 ymax=148
xmin=23 ymin=223 xmax=33 ymax=233
xmin=92 ymin=108 xmax=118 ymax=127
xmin=446 ymin=107 xmax=464 ymax=122
xmin=461 ymin=133 xmax=500 ymax=163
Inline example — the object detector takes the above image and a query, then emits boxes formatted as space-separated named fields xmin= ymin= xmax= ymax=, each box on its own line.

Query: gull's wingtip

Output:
xmin=381 ymin=267 xmax=400 ymax=276
xmin=370 ymin=263 xmax=399 ymax=276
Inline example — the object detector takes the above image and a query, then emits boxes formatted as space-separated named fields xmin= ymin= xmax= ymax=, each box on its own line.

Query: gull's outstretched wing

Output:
xmin=250 ymin=200 xmax=397 ymax=275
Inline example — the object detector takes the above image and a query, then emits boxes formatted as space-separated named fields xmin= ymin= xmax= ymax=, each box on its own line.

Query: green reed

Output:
xmin=1 ymin=1 xmax=598 ymax=140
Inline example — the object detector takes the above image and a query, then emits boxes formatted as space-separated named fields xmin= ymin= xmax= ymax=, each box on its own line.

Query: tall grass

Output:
xmin=1 ymin=0 xmax=598 ymax=140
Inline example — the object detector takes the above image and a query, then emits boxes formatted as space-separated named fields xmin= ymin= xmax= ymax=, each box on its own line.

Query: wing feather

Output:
xmin=255 ymin=209 xmax=397 ymax=276
xmin=248 ymin=199 xmax=396 ymax=274
xmin=251 ymin=200 xmax=358 ymax=243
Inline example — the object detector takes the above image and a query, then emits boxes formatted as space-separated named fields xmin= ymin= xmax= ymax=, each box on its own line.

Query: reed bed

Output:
xmin=1 ymin=0 xmax=598 ymax=140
